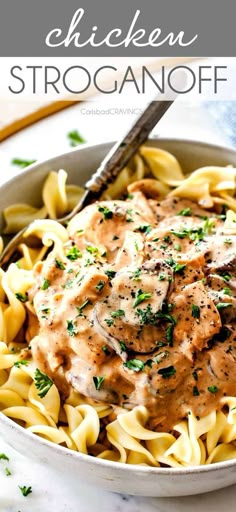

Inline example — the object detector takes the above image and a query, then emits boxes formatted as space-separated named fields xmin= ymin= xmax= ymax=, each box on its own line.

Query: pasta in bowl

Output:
xmin=1 ymin=138 xmax=236 ymax=496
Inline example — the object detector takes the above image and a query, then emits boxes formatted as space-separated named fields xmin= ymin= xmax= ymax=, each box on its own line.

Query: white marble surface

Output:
xmin=1 ymin=99 xmax=236 ymax=510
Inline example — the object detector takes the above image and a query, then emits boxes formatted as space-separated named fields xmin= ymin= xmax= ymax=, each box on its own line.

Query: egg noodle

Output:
xmin=1 ymin=146 xmax=236 ymax=467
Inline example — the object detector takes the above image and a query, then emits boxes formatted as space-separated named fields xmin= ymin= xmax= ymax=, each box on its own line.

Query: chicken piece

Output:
xmin=205 ymin=235 xmax=236 ymax=272
xmin=114 ymin=231 xmax=145 ymax=270
xmin=145 ymin=216 xmax=208 ymax=265
xmin=127 ymin=191 xmax=157 ymax=224
xmin=206 ymin=273 xmax=236 ymax=323
xmin=173 ymin=281 xmax=221 ymax=359
xmin=148 ymin=197 xmax=213 ymax=221
xmin=67 ymin=199 xmax=156 ymax=263
xmin=95 ymin=260 xmax=173 ymax=357
xmin=208 ymin=294 xmax=236 ymax=324
xmin=68 ymin=355 xmax=135 ymax=404
xmin=207 ymin=274 xmax=231 ymax=293
xmin=210 ymin=344 xmax=236 ymax=382
xmin=169 ymin=253 xmax=205 ymax=295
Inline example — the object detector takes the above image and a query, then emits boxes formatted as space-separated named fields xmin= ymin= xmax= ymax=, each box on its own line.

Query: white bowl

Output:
xmin=1 ymin=138 xmax=236 ymax=497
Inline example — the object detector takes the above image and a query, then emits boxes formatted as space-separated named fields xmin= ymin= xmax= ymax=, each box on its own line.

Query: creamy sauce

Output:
xmin=28 ymin=194 xmax=236 ymax=432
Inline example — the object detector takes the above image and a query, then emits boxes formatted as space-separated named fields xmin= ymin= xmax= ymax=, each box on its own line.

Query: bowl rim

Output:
xmin=1 ymin=411 xmax=236 ymax=475
xmin=2 ymin=136 xmax=236 ymax=190
xmin=1 ymin=135 xmax=236 ymax=475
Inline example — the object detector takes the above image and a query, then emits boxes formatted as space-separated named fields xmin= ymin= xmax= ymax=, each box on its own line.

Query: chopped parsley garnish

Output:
xmin=137 ymin=225 xmax=152 ymax=234
xmin=170 ymin=223 xmax=212 ymax=243
xmin=192 ymin=304 xmax=200 ymax=319
xmin=136 ymin=305 xmax=155 ymax=324
xmin=62 ymin=279 xmax=74 ymax=289
xmin=119 ymin=341 xmax=127 ymax=352
xmin=126 ymin=209 xmax=134 ymax=222
xmin=216 ymin=302 xmax=232 ymax=310
xmin=66 ymin=247 xmax=82 ymax=260
xmin=102 ymin=345 xmax=110 ymax=356
xmin=123 ymin=359 xmax=145 ymax=372
xmin=156 ymin=311 xmax=177 ymax=325
xmin=41 ymin=278 xmax=50 ymax=290
xmin=14 ymin=360 xmax=29 ymax=368
xmin=0 ymin=453 xmax=9 ymax=461
xmin=66 ymin=319 xmax=78 ymax=336
xmin=133 ymin=289 xmax=152 ymax=308
xmin=136 ymin=306 xmax=176 ymax=345
xmin=67 ymin=129 xmax=86 ymax=147
xmin=156 ymin=341 xmax=168 ymax=348
xmin=96 ymin=280 xmax=106 ymax=292
xmin=15 ymin=292 xmax=28 ymax=303
xmin=76 ymin=299 xmax=91 ymax=316
xmin=105 ymin=318 xmax=114 ymax=327
xmin=5 ymin=467 xmax=11 ymax=476
xmin=172 ymin=262 xmax=186 ymax=274
xmin=177 ymin=207 xmax=192 ymax=216
xmin=174 ymin=243 xmax=181 ymax=251
xmin=131 ymin=269 xmax=141 ymax=281
xmin=98 ymin=205 xmax=113 ymax=219
xmin=111 ymin=309 xmax=125 ymax=318
xmin=34 ymin=369 xmax=53 ymax=398
xmin=224 ymin=238 xmax=232 ymax=246
xmin=192 ymin=370 xmax=198 ymax=381
xmin=11 ymin=158 xmax=36 ymax=168
xmin=93 ymin=376 xmax=105 ymax=390
xmin=158 ymin=273 xmax=167 ymax=281
xmin=193 ymin=385 xmax=200 ymax=396
xmin=152 ymin=237 xmax=159 ymax=242
xmin=219 ymin=272 xmax=231 ymax=282
xmin=84 ymin=258 xmax=94 ymax=266
xmin=203 ymin=218 xmax=215 ymax=234
xmin=105 ymin=270 xmax=116 ymax=280
xmin=55 ymin=258 xmax=66 ymax=270
xmin=165 ymin=257 xmax=186 ymax=274
xmin=165 ymin=324 xmax=175 ymax=346
xmin=208 ymin=385 xmax=218 ymax=393
xmin=163 ymin=235 xmax=171 ymax=243
xmin=18 ymin=485 xmax=32 ymax=497
xmin=223 ymin=287 xmax=232 ymax=296
xmin=157 ymin=365 xmax=176 ymax=379
xmin=86 ymin=246 xmax=99 ymax=255
xmin=170 ymin=229 xmax=189 ymax=239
